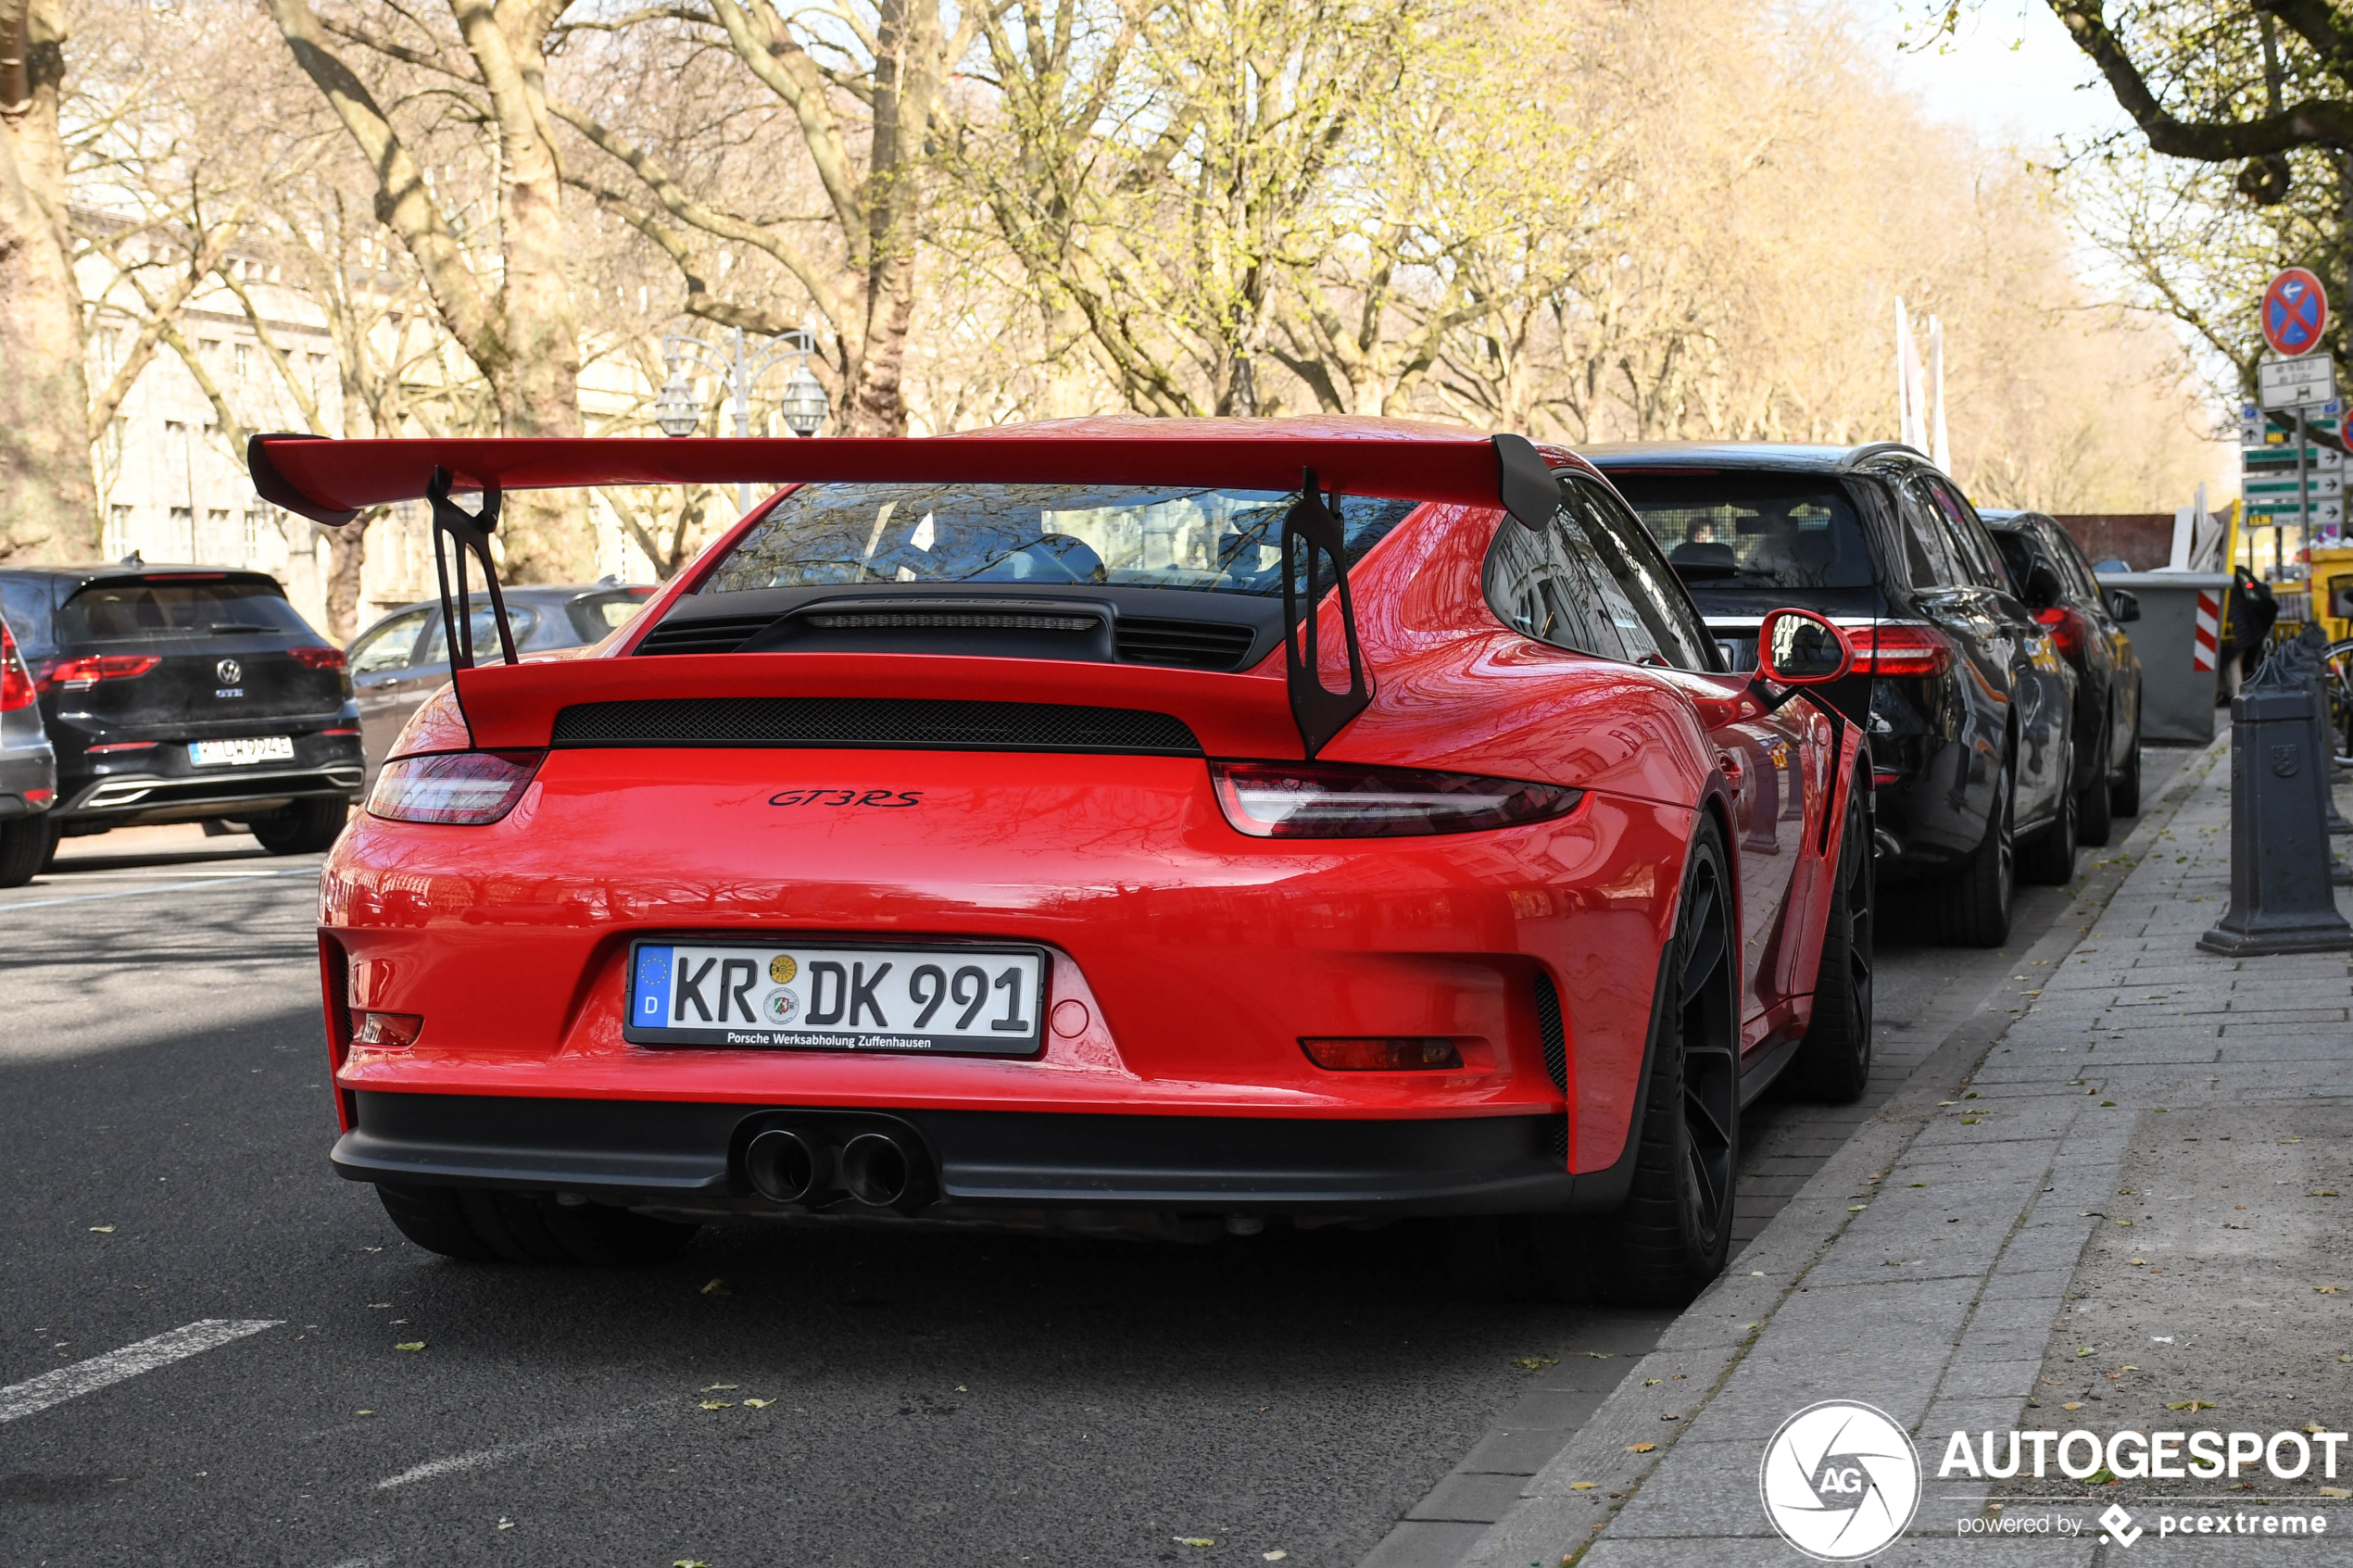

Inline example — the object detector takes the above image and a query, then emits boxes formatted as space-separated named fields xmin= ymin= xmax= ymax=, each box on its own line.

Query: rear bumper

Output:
xmin=55 ymin=732 xmax=364 ymax=825
xmin=331 ymin=1090 xmax=1607 ymax=1216
xmin=0 ymin=747 xmax=55 ymax=817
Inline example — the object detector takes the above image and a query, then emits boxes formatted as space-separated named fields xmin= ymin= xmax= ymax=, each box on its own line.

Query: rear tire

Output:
xmin=2109 ymin=728 xmax=2143 ymax=818
xmin=250 ymin=797 xmax=350 ymax=855
xmin=2076 ymin=721 xmax=2114 ymax=849
xmin=1584 ymin=820 xmax=1741 ymax=1306
xmin=1784 ymin=772 xmax=1873 ymax=1104
xmin=376 ymin=1184 xmax=698 ymax=1265
xmin=1934 ymin=758 xmax=2015 ymax=947
xmin=2019 ymin=741 xmax=2078 ymax=886
xmin=0 ymin=816 xmax=54 ymax=888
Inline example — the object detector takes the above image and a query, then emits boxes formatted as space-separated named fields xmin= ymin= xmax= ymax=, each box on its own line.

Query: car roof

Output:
xmin=0 ymin=562 xmax=289 ymax=587
xmin=1973 ymin=508 xmax=2053 ymax=531
xmin=1579 ymin=440 xmax=1928 ymax=475
xmin=364 ymin=583 xmax=654 ymax=621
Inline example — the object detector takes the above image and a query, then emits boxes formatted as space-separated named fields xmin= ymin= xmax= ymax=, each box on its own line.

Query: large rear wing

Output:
xmin=247 ymin=428 xmax=1560 ymax=759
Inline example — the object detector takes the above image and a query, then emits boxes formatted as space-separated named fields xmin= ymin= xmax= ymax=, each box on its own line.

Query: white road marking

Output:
xmin=0 ymin=1319 xmax=283 ymax=1424
xmin=0 ymin=867 xmax=320 ymax=911
xmin=375 ymin=1405 xmax=655 ymax=1489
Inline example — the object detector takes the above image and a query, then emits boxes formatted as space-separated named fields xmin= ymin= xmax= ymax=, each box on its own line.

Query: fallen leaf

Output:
xmin=2131 ymin=1259 xmax=2148 ymax=1266
xmin=1847 ymin=1205 xmax=1867 ymax=1212
xmin=2076 ymin=1347 xmax=2095 ymax=1358
xmin=87 ymin=1225 xmax=114 ymax=1234
xmin=2309 ymin=1424 xmax=2328 ymax=1436
xmin=356 ymin=1410 xmax=374 ymax=1416
xmin=2316 ymin=1191 xmax=2342 ymax=1198
xmin=2323 ymin=1487 xmax=2353 ymax=1499
xmin=1580 ymin=1351 xmax=1613 ymax=1359
xmin=2102 ymin=1100 xmax=2117 ymax=1107
xmin=394 ymin=1342 xmax=424 ymax=1352
xmin=1512 ymin=1357 xmax=1557 ymax=1370
xmin=497 ymin=1520 xmax=513 ymax=1531
xmin=1570 ymin=1481 xmax=1598 ymax=1490
xmin=1264 ymin=1554 xmax=1288 ymax=1562
xmin=1627 ymin=1442 xmax=1655 ymax=1453
xmin=1643 ymin=1378 xmax=1662 ymax=1386
xmin=1909 ymin=1182 xmax=1927 ymax=1187
xmin=675 ymin=1561 xmax=707 ymax=1566
xmin=1960 ymin=1117 xmax=1982 ymax=1124
xmin=2063 ymin=1402 xmax=2083 ymax=1411
xmin=2121 ymin=1366 xmax=2140 ymax=1373
xmin=1174 ymin=1537 xmax=1214 ymax=1549
xmin=742 ymin=1399 xmax=774 ymax=1409
xmin=2319 ymin=1286 xmax=2347 ymax=1296
xmin=701 ymin=1384 xmax=739 ymax=1391
xmin=700 ymin=1279 xmax=731 ymax=1296
xmin=2168 ymin=1399 xmax=2217 ymax=1411
xmin=698 ymin=1400 xmax=733 ymax=1411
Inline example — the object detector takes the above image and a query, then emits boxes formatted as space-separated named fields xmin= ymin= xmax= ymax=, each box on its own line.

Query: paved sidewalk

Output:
xmin=1461 ymin=735 xmax=2353 ymax=1566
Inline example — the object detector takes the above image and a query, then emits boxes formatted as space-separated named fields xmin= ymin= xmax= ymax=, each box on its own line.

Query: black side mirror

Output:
xmin=2025 ymin=558 xmax=2065 ymax=611
xmin=2107 ymin=589 xmax=2140 ymax=623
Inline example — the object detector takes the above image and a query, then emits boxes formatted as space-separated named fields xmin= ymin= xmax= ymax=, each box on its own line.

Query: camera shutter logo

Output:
xmin=1758 ymin=1400 xmax=1920 ymax=1560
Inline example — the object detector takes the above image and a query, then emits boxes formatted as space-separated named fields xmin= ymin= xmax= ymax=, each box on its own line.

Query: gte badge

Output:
xmin=1758 ymin=1400 xmax=1921 ymax=1561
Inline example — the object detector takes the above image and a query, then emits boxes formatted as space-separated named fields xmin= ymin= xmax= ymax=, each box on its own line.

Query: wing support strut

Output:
xmin=1281 ymin=468 xmax=1371 ymax=759
xmin=426 ymin=467 xmax=519 ymax=671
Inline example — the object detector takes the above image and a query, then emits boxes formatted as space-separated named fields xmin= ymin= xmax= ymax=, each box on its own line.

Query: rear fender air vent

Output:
xmin=802 ymin=610 xmax=1098 ymax=634
xmin=634 ymin=613 xmax=776 ymax=656
xmin=1113 ymin=617 xmax=1257 ymax=671
xmin=551 ymin=696 xmax=1202 ymax=755
xmin=1534 ymin=972 xmax=1567 ymax=1092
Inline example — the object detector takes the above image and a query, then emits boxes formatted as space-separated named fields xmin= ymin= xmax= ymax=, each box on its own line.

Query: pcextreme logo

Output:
xmin=1759 ymin=1400 xmax=1923 ymax=1561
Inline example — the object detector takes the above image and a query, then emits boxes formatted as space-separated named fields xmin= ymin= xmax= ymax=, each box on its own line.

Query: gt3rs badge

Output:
xmin=768 ymin=787 xmax=925 ymax=808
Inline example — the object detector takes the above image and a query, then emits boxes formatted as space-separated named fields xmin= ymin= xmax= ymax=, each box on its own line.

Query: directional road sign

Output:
xmin=2263 ymin=268 xmax=2330 ymax=358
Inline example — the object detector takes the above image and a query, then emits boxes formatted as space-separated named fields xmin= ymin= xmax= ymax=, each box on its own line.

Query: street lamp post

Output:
xmin=656 ymin=325 xmax=831 ymax=511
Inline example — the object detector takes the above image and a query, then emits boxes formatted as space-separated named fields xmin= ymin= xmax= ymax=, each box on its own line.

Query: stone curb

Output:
xmin=1458 ymin=737 xmax=2233 ymax=1568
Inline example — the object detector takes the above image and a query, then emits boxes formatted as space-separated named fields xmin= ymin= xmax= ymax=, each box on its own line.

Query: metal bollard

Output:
xmin=2287 ymin=625 xmax=2353 ymax=836
xmin=2198 ymin=652 xmax=2353 ymax=956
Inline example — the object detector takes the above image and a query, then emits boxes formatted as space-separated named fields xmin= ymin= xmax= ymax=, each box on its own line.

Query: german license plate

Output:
xmin=623 ymin=941 xmax=1047 ymax=1055
xmin=189 ymin=735 xmax=295 ymax=767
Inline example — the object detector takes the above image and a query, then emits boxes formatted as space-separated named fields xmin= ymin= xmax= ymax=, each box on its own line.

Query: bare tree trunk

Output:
xmin=323 ymin=517 xmax=371 ymax=640
xmin=0 ymin=0 xmax=94 ymax=563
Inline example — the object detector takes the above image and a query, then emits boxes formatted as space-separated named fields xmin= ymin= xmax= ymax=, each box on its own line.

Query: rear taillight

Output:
xmin=2034 ymin=605 xmax=2087 ymax=661
xmin=1211 ymin=761 xmax=1582 ymax=838
xmin=44 ymin=654 xmax=159 ymax=690
xmin=366 ymin=750 xmax=544 ymax=824
xmin=290 ymin=646 xmax=347 ymax=671
xmin=0 ymin=621 xmax=31 ymax=711
xmin=1846 ymin=623 xmax=1953 ymax=678
xmin=85 ymin=740 xmax=157 ymax=754
xmin=1301 ymin=1036 xmax=1466 ymax=1070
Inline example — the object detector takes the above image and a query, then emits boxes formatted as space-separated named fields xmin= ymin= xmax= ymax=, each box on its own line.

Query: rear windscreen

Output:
xmin=59 ymin=580 xmax=315 ymax=643
xmin=1606 ymin=474 xmax=1875 ymax=592
xmin=704 ymin=483 xmax=1421 ymax=597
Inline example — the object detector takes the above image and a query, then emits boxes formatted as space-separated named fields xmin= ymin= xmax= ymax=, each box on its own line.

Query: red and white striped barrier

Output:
xmin=2193 ymin=589 xmax=2222 ymax=672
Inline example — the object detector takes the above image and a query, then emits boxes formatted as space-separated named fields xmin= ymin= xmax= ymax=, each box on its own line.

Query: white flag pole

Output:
xmin=1930 ymin=317 xmax=1951 ymax=472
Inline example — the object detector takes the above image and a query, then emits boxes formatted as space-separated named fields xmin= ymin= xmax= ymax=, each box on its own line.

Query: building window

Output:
xmin=208 ymin=509 xmax=229 ymax=561
xmin=243 ymin=508 xmax=263 ymax=564
xmin=234 ymin=343 xmax=253 ymax=384
xmin=170 ymin=507 xmax=194 ymax=559
xmin=105 ymin=507 xmax=132 ymax=559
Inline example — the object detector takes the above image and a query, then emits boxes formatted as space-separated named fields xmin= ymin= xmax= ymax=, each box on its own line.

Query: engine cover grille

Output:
xmin=550 ymin=696 xmax=1203 ymax=755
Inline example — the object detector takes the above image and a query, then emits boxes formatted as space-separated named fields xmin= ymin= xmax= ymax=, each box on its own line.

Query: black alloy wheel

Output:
xmin=2077 ymin=719 xmax=2114 ymax=848
xmin=1592 ymin=820 xmax=1741 ymax=1305
xmin=2110 ymin=723 xmax=2143 ymax=819
xmin=1935 ymin=757 xmax=2014 ymax=948
xmin=1784 ymin=771 xmax=1875 ymax=1103
xmin=250 ymin=798 xmax=352 ymax=855
xmin=0 ymin=816 xmax=54 ymax=889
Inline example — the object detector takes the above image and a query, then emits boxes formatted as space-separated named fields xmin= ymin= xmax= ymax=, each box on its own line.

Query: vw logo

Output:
xmin=215 ymin=658 xmax=242 ymax=684
xmin=1758 ymin=1400 xmax=1920 ymax=1561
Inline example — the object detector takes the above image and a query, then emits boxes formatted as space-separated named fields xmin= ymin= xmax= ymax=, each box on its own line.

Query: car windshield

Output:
xmin=704 ymin=483 xmax=1421 ymax=597
xmin=1607 ymin=474 xmax=1875 ymax=591
xmin=58 ymin=579 xmax=315 ymax=642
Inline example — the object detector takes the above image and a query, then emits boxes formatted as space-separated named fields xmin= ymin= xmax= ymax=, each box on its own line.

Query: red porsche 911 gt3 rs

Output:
xmin=251 ymin=417 xmax=1873 ymax=1305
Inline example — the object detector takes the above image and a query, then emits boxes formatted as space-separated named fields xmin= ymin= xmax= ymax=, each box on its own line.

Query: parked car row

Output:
xmin=0 ymin=562 xmax=654 ymax=885
xmin=1588 ymin=442 xmax=2142 ymax=947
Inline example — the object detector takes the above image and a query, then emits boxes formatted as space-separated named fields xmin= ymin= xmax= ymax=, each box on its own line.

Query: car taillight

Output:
xmin=349 ymin=1010 xmax=423 ymax=1048
xmin=85 ymin=740 xmax=157 ymax=754
xmin=44 ymin=654 xmax=160 ymax=690
xmin=1301 ymin=1036 xmax=1466 ymax=1070
xmin=0 ymin=622 xmax=31 ymax=711
xmin=366 ymin=750 xmax=544 ymax=824
xmin=1211 ymin=761 xmax=1582 ymax=838
xmin=2034 ymin=605 xmax=2087 ymax=661
xmin=290 ymin=646 xmax=347 ymax=671
xmin=1846 ymin=623 xmax=1953 ymax=678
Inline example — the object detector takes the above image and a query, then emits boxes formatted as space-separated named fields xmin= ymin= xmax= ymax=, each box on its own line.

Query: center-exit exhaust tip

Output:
xmin=839 ymin=1131 xmax=934 ymax=1210
xmin=745 ymin=1127 xmax=831 ymax=1205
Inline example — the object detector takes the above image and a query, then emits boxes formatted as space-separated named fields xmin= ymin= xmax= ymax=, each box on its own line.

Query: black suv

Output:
xmin=1979 ymin=509 xmax=2144 ymax=845
xmin=0 ymin=564 xmax=364 ymax=859
xmin=1586 ymin=444 xmax=2077 ymax=947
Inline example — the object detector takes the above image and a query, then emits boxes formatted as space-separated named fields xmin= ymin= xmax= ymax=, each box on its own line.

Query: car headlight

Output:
xmin=1211 ymin=760 xmax=1582 ymax=838
xmin=366 ymin=750 xmax=544 ymax=825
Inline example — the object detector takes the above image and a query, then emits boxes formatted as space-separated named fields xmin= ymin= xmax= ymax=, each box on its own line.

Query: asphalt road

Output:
xmin=0 ymin=759 xmax=2191 ymax=1568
